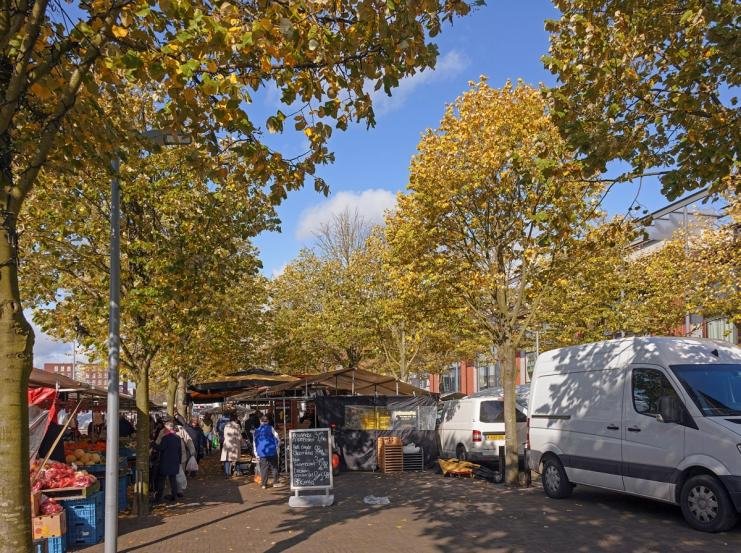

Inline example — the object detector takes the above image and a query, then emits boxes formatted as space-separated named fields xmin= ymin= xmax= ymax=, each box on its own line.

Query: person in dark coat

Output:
xmin=155 ymin=422 xmax=182 ymax=502
xmin=185 ymin=418 xmax=208 ymax=462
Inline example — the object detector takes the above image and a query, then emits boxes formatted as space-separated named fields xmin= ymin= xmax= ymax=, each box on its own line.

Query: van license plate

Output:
xmin=484 ymin=433 xmax=504 ymax=441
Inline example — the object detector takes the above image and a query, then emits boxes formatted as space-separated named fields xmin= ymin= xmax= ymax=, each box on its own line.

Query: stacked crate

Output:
xmin=61 ymin=491 xmax=104 ymax=547
xmin=403 ymin=448 xmax=424 ymax=471
xmin=377 ymin=437 xmax=404 ymax=473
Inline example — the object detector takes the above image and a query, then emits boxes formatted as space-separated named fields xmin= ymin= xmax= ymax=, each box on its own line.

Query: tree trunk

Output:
xmin=399 ymin=323 xmax=407 ymax=383
xmin=0 ymin=211 xmax=34 ymax=553
xmin=498 ymin=341 xmax=520 ymax=486
xmin=134 ymin=364 xmax=150 ymax=516
xmin=176 ymin=372 xmax=187 ymax=419
xmin=166 ymin=375 xmax=177 ymax=417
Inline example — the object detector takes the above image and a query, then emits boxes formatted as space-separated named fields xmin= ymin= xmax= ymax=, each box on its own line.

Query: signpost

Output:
xmin=288 ymin=428 xmax=334 ymax=507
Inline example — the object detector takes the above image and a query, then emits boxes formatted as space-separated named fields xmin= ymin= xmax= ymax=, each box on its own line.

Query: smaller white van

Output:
xmin=438 ymin=385 xmax=529 ymax=463
xmin=527 ymin=337 xmax=741 ymax=532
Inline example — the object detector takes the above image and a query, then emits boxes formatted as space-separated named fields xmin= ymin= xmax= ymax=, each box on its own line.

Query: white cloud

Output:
xmin=32 ymin=324 xmax=73 ymax=368
xmin=296 ymin=188 xmax=397 ymax=241
xmin=271 ymin=263 xmax=288 ymax=278
xmin=369 ymin=50 xmax=469 ymax=116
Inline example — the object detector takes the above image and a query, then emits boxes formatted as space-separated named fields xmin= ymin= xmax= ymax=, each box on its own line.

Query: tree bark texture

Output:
xmin=498 ymin=342 xmax=520 ymax=486
xmin=176 ymin=372 xmax=187 ymax=419
xmin=0 ymin=214 xmax=34 ymax=552
xmin=134 ymin=364 xmax=150 ymax=516
xmin=166 ymin=376 xmax=177 ymax=417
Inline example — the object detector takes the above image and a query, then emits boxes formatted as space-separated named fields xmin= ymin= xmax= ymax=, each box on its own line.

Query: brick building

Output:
xmin=42 ymin=362 xmax=129 ymax=394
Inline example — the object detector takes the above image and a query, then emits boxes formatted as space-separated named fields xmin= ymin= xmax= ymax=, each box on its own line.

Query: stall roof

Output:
xmin=29 ymin=368 xmax=86 ymax=390
xmin=232 ymin=367 xmax=432 ymax=400
xmin=29 ymin=368 xmax=152 ymax=410
xmin=189 ymin=368 xmax=298 ymax=402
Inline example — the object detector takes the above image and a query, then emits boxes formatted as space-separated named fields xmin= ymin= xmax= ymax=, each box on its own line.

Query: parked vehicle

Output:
xmin=438 ymin=385 xmax=529 ymax=463
xmin=527 ymin=336 xmax=741 ymax=532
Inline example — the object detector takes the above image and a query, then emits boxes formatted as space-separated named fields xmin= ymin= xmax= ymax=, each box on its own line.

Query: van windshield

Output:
xmin=479 ymin=401 xmax=527 ymax=423
xmin=670 ymin=364 xmax=741 ymax=417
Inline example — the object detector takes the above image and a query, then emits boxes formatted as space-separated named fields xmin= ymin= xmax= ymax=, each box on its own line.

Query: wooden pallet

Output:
xmin=381 ymin=444 xmax=403 ymax=473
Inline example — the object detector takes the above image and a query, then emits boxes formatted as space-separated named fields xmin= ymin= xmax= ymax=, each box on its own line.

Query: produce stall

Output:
xmin=28 ymin=369 xmax=136 ymax=551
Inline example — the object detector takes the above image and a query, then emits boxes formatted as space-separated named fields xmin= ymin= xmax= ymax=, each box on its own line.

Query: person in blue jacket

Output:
xmin=253 ymin=415 xmax=281 ymax=489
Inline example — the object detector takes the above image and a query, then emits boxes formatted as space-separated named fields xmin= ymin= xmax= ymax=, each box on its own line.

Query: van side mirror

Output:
xmin=657 ymin=395 xmax=682 ymax=424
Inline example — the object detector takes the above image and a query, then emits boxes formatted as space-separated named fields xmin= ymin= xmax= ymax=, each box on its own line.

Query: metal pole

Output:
xmin=683 ymin=206 xmax=691 ymax=336
xmin=104 ymin=156 xmax=121 ymax=553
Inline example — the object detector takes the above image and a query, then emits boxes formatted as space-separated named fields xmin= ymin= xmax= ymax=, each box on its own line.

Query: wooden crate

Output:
xmin=376 ymin=436 xmax=402 ymax=469
xmin=380 ymin=444 xmax=404 ymax=473
xmin=41 ymin=480 xmax=100 ymax=500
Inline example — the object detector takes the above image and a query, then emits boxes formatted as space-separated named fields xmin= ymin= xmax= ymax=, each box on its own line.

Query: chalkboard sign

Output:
xmin=289 ymin=428 xmax=333 ymax=491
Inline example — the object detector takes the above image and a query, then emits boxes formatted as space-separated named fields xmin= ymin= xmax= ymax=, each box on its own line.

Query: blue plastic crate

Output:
xmin=34 ymin=535 xmax=66 ymax=553
xmin=61 ymin=491 xmax=104 ymax=546
xmin=118 ymin=473 xmax=129 ymax=511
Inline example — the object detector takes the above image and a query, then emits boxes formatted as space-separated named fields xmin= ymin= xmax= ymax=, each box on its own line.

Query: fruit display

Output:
xmin=64 ymin=441 xmax=106 ymax=454
xmin=31 ymin=460 xmax=97 ymax=491
xmin=65 ymin=448 xmax=103 ymax=466
xmin=39 ymin=497 xmax=63 ymax=515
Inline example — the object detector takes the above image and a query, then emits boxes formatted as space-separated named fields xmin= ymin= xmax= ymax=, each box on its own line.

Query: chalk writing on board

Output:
xmin=289 ymin=429 xmax=332 ymax=490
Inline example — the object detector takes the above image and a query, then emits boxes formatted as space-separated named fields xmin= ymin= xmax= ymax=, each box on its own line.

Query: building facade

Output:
xmin=43 ymin=362 xmax=130 ymax=394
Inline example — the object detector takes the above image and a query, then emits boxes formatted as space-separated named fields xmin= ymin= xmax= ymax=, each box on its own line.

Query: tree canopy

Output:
xmin=387 ymin=79 xmax=603 ymax=484
xmin=545 ymin=0 xmax=739 ymax=198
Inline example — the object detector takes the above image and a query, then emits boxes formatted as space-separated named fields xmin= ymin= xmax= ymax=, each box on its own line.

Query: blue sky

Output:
xmin=252 ymin=1 xmax=674 ymax=278
xmin=32 ymin=1 xmax=686 ymax=365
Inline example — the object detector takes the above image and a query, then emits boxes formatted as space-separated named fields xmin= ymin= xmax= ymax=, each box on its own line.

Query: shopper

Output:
xmin=185 ymin=418 xmax=208 ymax=476
xmin=220 ymin=414 xmax=242 ymax=479
xmin=253 ymin=415 xmax=280 ymax=489
xmin=202 ymin=414 xmax=214 ymax=454
xmin=155 ymin=422 xmax=182 ymax=502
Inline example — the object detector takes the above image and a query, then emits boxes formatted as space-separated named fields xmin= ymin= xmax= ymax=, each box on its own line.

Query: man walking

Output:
xmin=253 ymin=415 xmax=280 ymax=489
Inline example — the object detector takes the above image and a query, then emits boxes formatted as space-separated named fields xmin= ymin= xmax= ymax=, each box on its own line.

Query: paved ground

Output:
xmin=76 ymin=455 xmax=741 ymax=553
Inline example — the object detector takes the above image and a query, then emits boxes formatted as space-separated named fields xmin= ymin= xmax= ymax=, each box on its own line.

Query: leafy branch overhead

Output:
xmin=545 ymin=1 xmax=740 ymax=198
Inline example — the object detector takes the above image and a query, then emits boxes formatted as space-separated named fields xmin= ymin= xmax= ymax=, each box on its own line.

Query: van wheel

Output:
xmin=680 ymin=475 xmax=738 ymax=533
xmin=455 ymin=444 xmax=467 ymax=461
xmin=541 ymin=456 xmax=572 ymax=499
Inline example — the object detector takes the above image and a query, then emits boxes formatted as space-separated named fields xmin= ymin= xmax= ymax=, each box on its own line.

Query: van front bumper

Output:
xmin=719 ymin=476 xmax=741 ymax=512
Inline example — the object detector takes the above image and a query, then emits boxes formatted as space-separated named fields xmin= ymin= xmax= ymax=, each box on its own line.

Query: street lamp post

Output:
xmin=104 ymin=130 xmax=191 ymax=553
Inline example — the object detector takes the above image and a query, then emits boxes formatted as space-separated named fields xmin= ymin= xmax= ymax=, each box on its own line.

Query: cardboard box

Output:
xmin=30 ymin=492 xmax=41 ymax=517
xmin=32 ymin=510 xmax=66 ymax=539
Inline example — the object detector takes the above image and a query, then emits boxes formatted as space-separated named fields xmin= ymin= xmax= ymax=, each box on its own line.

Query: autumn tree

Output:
xmin=387 ymin=80 xmax=602 ymax=485
xmin=21 ymin=138 xmax=270 ymax=515
xmin=534 ymin=219 xmax=637 ymax=349
xmin=367 ymin=228 xmax=479 ymax=382
xmin=2 ymin=1 xmax=479 ymax=546
xmin=536 ymin=198 xmax=740 ymax=346
xmin=544 ymin=0 xmax=740 ymax=199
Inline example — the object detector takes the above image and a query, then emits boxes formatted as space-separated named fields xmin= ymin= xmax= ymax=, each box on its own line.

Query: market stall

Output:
xmin=232 ymin=368 xmax=437 ymax=473
xmin=28 ymin=369 xmax=139 ymax=552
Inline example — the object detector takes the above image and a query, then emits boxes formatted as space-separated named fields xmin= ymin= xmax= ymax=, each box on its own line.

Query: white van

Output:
xmin=438 ymin=385 xmax=529 ymax=463
xmin=527 ymin=337 xmax=741 ymax=532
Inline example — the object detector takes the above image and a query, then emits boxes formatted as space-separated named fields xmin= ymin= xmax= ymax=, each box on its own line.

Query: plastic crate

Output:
xmin=118 ymin=473 xmax=129 ymax=511
xmin=61 ymin=491 xmax=104 ymax=546
xmin=34 ymin=535 xmax=66 ymax=553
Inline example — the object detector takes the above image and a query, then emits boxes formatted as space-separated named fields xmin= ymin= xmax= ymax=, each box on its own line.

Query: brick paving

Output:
xmin=75 ymin=455 xmax=741 ymax=553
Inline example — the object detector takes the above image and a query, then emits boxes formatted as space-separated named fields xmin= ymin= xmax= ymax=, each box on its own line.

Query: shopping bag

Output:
xmin=176 ymin=466 xmax=188 ymax=491
xmin=186 ymin=456 xmax=199 ymax=472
